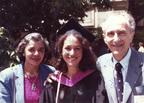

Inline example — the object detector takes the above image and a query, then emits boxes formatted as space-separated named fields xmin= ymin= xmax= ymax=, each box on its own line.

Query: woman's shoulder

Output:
xmin=86 ymin=69 xmax=102 ymax=79
xmin=78 ymin=70 xmax=102 ymax=86
xmin=0 ymin=64 xmax=21 ymax=82
xmin=40 ymin=64 xmax=55 ymax=73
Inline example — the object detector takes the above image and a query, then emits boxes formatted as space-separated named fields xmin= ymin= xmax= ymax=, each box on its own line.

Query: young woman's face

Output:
xmin=62 ymin=35 xmax=83 ymax=68
xmin=24 ymin=40 xmax=45 ymax=67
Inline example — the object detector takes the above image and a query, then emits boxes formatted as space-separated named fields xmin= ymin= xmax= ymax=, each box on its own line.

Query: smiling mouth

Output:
xmin=112 ymin=43 xmax=123 ymax=47
xmin=68 ymin=57 xmax=76 ymax=60
xmin=32 ymin=58 xmax=41 ymax=61
xmin=68 ymin=56 xmax=78 ymax=61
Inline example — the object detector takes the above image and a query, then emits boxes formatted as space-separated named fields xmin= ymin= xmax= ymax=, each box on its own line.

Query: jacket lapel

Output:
xmin=123 ymin=50 xmax=143 ymax=103
xmin=13 ymin=64 xmax=25 ymax=103
xmin=101 ymin=54 xmax=118 ymax=103
xmin=106 ymin=64 xmax=118 ymax=103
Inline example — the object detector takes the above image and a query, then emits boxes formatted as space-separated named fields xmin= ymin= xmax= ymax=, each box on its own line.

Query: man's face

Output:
xmin=103 ymin=21 xmax=134 ymax=61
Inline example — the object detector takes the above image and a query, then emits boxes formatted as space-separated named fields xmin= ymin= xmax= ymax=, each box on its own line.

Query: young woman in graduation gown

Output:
xmin=39 ymin=30 xmax=108 ymax=103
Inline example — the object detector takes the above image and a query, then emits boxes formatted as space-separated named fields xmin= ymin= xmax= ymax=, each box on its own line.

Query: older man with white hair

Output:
xmin=97 ymin=11 xmax=144 ymax=103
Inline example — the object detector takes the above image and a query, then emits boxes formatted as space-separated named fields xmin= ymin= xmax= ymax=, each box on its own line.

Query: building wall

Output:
xmin=80 ymin=0 xmax=129 ymax=35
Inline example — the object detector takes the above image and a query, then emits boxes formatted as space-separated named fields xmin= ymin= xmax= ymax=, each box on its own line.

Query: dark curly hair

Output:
xmin=16 ymin=32 xmax=50 ymax=63
xmin=53 ymin=29 xmax=97 ymax=73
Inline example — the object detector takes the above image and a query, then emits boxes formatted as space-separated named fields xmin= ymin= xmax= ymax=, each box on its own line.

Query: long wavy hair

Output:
xmin=53 ymin=29 xmax=97 ymax=73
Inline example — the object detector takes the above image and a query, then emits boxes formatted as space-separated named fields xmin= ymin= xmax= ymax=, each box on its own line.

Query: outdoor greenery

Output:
xmin=0 ymin=0 xmax=144 ymax=70
xmin=0 ymin=0 xmax=111 ymax=40
xmin=0 ymin=0 xmax=111 ymax=70
xmin=0 ymin=27 xmax=19 ymax=70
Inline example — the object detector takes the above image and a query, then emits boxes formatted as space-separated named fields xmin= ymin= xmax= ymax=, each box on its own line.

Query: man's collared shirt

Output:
xmin=113 ymin=48 xmax=131 ymax=82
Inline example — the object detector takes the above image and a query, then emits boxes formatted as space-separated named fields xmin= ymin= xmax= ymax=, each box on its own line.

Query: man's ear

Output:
xmin=104 ymin=38 xmax=107 ymax=45
xmin=130 ymin=31 xmax=135 ymax=42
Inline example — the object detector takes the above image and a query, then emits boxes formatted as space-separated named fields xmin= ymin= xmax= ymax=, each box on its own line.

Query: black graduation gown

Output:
xmin=39 ymin=70 xmax=108 ymax=103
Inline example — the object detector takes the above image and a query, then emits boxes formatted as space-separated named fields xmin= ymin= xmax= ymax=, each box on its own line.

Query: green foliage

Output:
xmin=0 ymin=27 xmax=19 ymax=71
xmin=0 ymin=0 xmax=110 ymax=40
xmin=0 ymin=0 xmax=111 ymax=70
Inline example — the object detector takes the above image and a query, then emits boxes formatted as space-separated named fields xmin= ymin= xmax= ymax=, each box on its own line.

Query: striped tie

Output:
xmin=115 ymin=63 xmax=123 ymax=103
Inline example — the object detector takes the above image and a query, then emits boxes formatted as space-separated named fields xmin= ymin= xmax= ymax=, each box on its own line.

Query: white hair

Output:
xmin=100 ymin=11 xmax=136 ymax=33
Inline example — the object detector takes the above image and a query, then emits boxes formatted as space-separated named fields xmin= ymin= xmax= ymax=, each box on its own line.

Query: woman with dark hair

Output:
xmin=0 ymin=32 xmax=55 ymax=103
xmin=40 ymin=30 xmax=108 ymax=103
xmin=54 ymin=30 xmax=96 ymax=72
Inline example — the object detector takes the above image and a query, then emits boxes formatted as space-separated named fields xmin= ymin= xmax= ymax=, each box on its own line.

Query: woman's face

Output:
xmin=62 ymin=35 xmax=83 ymax=68
xmin=24 ymin=40 xmax=45 ymax=67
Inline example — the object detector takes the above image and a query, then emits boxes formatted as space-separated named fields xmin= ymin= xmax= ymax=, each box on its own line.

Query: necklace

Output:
xmin=25 ymin=73 xmax=39 ymax=91
xmin=31 ymin=82 xmax=36 ymax=91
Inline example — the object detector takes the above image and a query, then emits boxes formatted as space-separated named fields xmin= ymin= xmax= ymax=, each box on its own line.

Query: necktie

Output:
xmin=115 ymin=63 xmax=123 ymax=103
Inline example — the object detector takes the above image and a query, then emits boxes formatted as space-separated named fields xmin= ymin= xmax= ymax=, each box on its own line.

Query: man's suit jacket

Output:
xmin=97 ymin=49 xmax=144 ymax=103
xmin=0 ymin=64 xmax=55 ymax=103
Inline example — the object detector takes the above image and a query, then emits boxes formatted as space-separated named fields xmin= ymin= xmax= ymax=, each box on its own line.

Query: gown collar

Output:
xmin=56 ymin=69 xmax=95 ymax=87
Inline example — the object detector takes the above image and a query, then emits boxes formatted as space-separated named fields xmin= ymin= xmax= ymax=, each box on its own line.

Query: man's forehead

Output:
xmin=106 ymin=15 xmax=128 ymax=25
xmin=104 ymin=22 xmax=129 ymax=32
